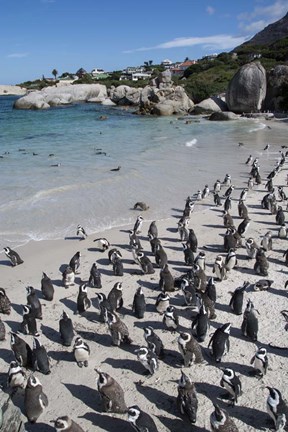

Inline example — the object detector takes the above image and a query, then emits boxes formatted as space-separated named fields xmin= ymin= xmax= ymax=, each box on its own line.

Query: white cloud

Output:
xmin=239 ymin=19 xmax=267 ymax=34
xmin=238 ymin=0 xmax=287 ymax=35
xmin=206 ymin=6 xmax=215 ymax=15
xmin=123 ymin=34 xmax=249 ymax=54
xmin=7 ymin=52 xmax=29 ymax=58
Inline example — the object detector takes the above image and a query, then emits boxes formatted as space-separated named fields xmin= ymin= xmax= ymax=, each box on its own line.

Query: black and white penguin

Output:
xmin=62 ymin=265 xmax=75 ymax=288
xmin=93 ymin=237 xmax=110 ymax=251
xmin=250 ymin=347 xmax=268 ymax=377
xmin=143 ymin=326 xmax=164 ymax=359
xmin=133 ymin=215 xmax=144 ymax=234
xmin=225 ymin=248 xmax=237 ymax=271
xmin=132 ymin=286 xmax=146 ymax=319
xmin=265 ymin=178 xmax=274 ymax=192
xmin=180 ymin=278 xmax=199 ymax=309
xmin=0 ymin=288 xmax=11 ymax=314
xmin=155 ymin=292 xmax=170 ymax=315
xmin=223 ymin=174 xmax=231 ymax=186
xmin=159 ymin=264 xmax=174 ymax=292
xmin=129 ymin=229 xmax=142 ymax=251
xmin=253 ymin=279 xmax=274 ymax=291
xmin=223 ymin=211 xmax=234 ymax=228
xmin=136 ymin=251 xmax=155 ymax=274
xmin=238 ymin=199 xmax=249 ymax=218
xmin=95 ymin=292 xmax=113 ymax=323
xmin=266 ymin=387 xmax=288 ymax=431
xmin=184 ymin=197 xmax=195 ymax=216
xmin=41 ymin=272 xmax=54 ymax=301
xmin=7 ymin=360 xmax=26 ymax=390
xmin=214 ymin=192 xmax=222 ymax=207
xmin=163 ymin=305 xmax=179 ymax=331
xmin=107 ymin=281 xmax=123 ymax=311
xmin=261 ymin=230 xmax=273 ymax=251
xmin=245 ymin=155 xmax=253 ymax=165
xmin=32 ymin=337 xmax=50 ymax=374
xmin=0 ymin=316 xmax=5 ymax=341
xmin=202 ymin=184 xmax=209 ymax=199
xmin=192 ymin=304 xmax=209 ymax=342
xmin=278 ymin=224 xmax=288 ymax=239
xmin=245 ymin=237 xmax=258 ymax=259
xmin=178 ymin=332 xmax=203 ymax=366
xmin=278 ymin=186 xmax=287 ymax=202
xmin=108 ymin=248 xmax=122 ymax=263
xmin=177 ymin=370 xmax=198 ymax=425
xmin=224 ymin=184 xmax=234 ymax=198
xmin=88 ymin=262 xmax=102 ymax=288
xmin=210 ymin=403 xmax=239 ymax=432
xmin=95 ymin=369 xmax=127 ymax=413
xmin=214 ymin=179 xmax=221 ymax=193
xmin=229 ymin=282 xmax=249 ymax=315
xmin=237 ymin=217 xmax=251 ymax=237
xmin=106 ymin=311 xmax=132 ymax=346
xmin=135 ymin=346 xmax=159 ymax=376
xmin=24 ymin=374 xmax=48 ymax=423
xmin=276 ymin=206 xmax=285 ymax=225
xmin=182 ymin=242 xmax=194 ymax=266
xmin=133 ymin=201 xmax=149 ymax=211
xmin=73 ymin=336 xmax=90 ymax=367
xmin=220 ymin=368 xmax=242 ymax=406
xmin=20 ymin=305 xmax=39 ymax=336
xmin=113 ymin=256 xmax=124 ymax=276
xmin=254 ymin=248 xmax=269 ymax=276
xmin=188 ymin=229 xmax=198 ymax=253
xmin=239 ymin=187 xmax=248 ymax=201
xmin=10 ymin=332 xmax=33 ymax=369
xmin=76 ymin=283 xmax=91 ymax=314
xmin=241 ymin=299 xmax=258 ymax=341
xmin=148 ymin=234 xmax=161 ymax=256
xmin=148 ymin=221 xmax=158 ymax=239
xmin=127 ymin=405 xmax=158 ymax=432
xmin=59 ymin=311 xmax=74 ymax=346
xmin=69 ymin=251 xmax=81 ymax=274
xmin=223 ymin=196 xmax=232 ymax=213
xmin=76 ymin=224 xmax=88 ymax=240
xmin=155 ymin=243 xmax=168 ymax=268
xmin=247 ymin=176 xmax=254 ymax=190
xmin=52 ymin=416 xmax=85 ymax=432
xmin=26 ymin=286 xmax=42 ymax=319
xmin=178 ymin=217 xmax=190 ymax=242
xmin=213 ymin=255 xmax=227 ymax=281
xmin=3 ymin=246 xmax=24 ymax=266
xmin=208 ymin=323 xmax=230 ymax=362
xmin=194 ymin=251 xmax=206 ymax=271
xmin=206 ymin=277 xmax=217 ymax=303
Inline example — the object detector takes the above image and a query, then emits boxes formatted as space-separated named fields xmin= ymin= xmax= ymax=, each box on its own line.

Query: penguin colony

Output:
xmin=0 ymin=145 xmax=288 ymax=432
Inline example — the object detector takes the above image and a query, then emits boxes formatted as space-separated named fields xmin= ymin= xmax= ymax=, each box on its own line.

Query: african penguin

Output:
xmin=0 ymin=316 xmax=5 ymax=341
xmin=26 ymin=286 xmax=42 ymax=319
xmin=0 ymin=288 xmax=11 ymax=314
xmin=163 ymin=305 xmax=179 ymax=331
xmin=229 ymin=282 xmax=249 ymax=315
xmin=208 ymin=323 xmax=231 ymax=363
xmin=241 ymin=299 xmax=258 ymax=341
xmin=95 ymin=369 xmax=127 ymax=413
xmin=177 ymin=370 xmax=198 ymax=424
xmin=76 ymin=283 xmax=91 ymax=314
xmin=177 ymin=332 xmax=203 ymax=366
xmin=254 ymin=248 xmax=269 ymax=276
xmin=7 ymin=360 xmax=26 ymax=390
xmin=32 ymin=337 xmax=51 ymax=374
xmin=133 ymin=201 xmax=149 ymax=211
xmin=24 ymin=374 xmax=48 ymax=423
xmin=62 ymin=265 xmax=75 ymax=288
xmin=127 ymin=405 xmax=158 ymax=432
xmin=107 ymin=282 xmax=123 ymax=311
xmin=10 ymin=332 xmax=33 ymax=369
xmin=133 ymin=215 xmax=144 ymax=234
xmin=143 ymin=327 xmax=164 ymax=359
xmin=3 ymin=246 xmax=24 ymax=266
xmin=106 ymin=310 xmax=132 ymax=346
xmin=93 ymin=237 xmax=110 ymax=251
xmin=155 ymin=292 xmax=170 ymax=315
xmin=135 ymin=346 xmax=159 ymax=376
xmin=41 ymin=272 xmax=54 ymax=301
xmin=220 ymin=368 xmax=242 ymax=406
xmin=266 ymin=387 xmax=288 ymax=431
xmin=73 ymin=336 xmax=90 ymax=367
xmin=59 ymin=311 xmax=74 ymax=346
xmin=76 ymin=224 xmax=88 ymax=240
xmin=250 ymin=347 xmax=268 ymax=378
xmin=136 ymin=251 xmax=155 ymax=274
xmin=52 ymin=415 xmax=85 ymax=432
xmin=210 ymin=403 xmax=239 ymax=432
xmin=88 ymin=262 xmax=102 ymax=288
xmin=192 ymin=304 xmax=209 ymax=342
xmin=69 ymin=251 xmax=81 ymax=274
xmin=20 ymin=304 xmax=39 ymax=336
xmin=159 ymin=264 xmax=174 ymax=292
xmin=132 ymin=286 xmax=146 ymax=319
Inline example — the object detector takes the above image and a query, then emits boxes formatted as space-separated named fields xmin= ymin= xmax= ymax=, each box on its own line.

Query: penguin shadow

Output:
xmin=60 ymin=297 xmax=76 ymax=313
xmin=4 ymin=319 xmax=22 ymax=333
xmin=51 ymin=278 xmax=64 ymax=287
xmin=255 ymin=219 xmax=278 ymax=226
xmin=0 ymin=259 xmax=12 ymax=267
xmin=134 ymin=382 xmax=175 ymax=415
xmin=171 ymin=207 xmax=184 ymax=214
xmin=267 ymin=256 xmax=285 ymax=266
xmin=49 ymin=348 xmax=74 ymax=363
xmin=41 ymin=324 xmax=61 ymax=344
xmin=134 ymin=320 xmax=164 ymax=331
xmin=139 ymin=280 xmax=159 ymax=291
xmin=219 ymin=360 xmax=253 ymax=377
xmin=0 ymin=371 xmax=8 ymax=389
xmin=166 ymin=227 xmax=178 ymax=234
xmin=161 ymin=348 xmax=183 ymax=368
xmin=11 ymin=303 xmax=23 ymax=316
xmin=103 ymin=356 xmax=144 ymax=375
xmin=268 ymin=286 xmax=288 ymax=298
xmin=80 ymin=412 xmax=128 ymax=432
xmin=202 ymin=244 xmax=223 ymax=253
xmin=24 ymin=422 xmax=54 ymax=432
xmin=195 ymin=380 xmax=220 ymax=400
xmin=172 ymin=264 xmax=191 ymax=273
xmin=161 ymin=236 xmax=180 ymax=244
xmin=203 ymin=224 xmax=223 ymax=229
xmin=94 ymin=257 xmax=110 ymax=266
xmin=215 ymin=302 xmax=233 ymax=314
xmin=59 ymin=263 xmax=69 ymax=273
xmin=64 ymin=236 xmax=80 ymax=241
xmin=63 ymin=383 xmax=101 ymax=412
xmin=157 ymin=415 xmax=209 ymax=432
xmin=229 ymin=403 xmax=268 ymax=429
xmin=0 ymin=347 xmax=14 ymax=365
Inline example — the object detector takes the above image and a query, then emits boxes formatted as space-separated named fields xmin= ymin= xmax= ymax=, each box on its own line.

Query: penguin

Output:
xmin=200 ymin=290 xmax=217 ymax=320
xmin=261 ymin=230 xmax=273 ymax=251
xmin=163 ymin=305 xmax=179 ymax=331
xmin=26 ymin=286 xmax=42 ymax=319
xmin=245 ymin=155 xmax=253 ymax=165
xmin=143 ymin=327 xmax=164 ymax=359
xmin=133 ymin=215 xmax=144 ymax=234
xmin=159 ymin=264 xmax=174 ymax=292
xmin=254 ymin=248 xmax=269 ymax=276
xmin=107 ymin=282 xmax=123 ymax=311
xmin=73 ymin=336 xmax=90 ymax=367
xmin=237 ymin=217 xmax=251 ymax=237
xmin=196 ymin=190 xmax=202 ymax=200
xmin=181 ymin=278 xmax=199 ymax=309
xmin=108 ymin=248 xmax=122 ymax=263
xmin=127 ymin=405 xmax=158 ymax=432
xmin=95 ymin=292 xmax=113 ymax=323
xmin=69 ymin=251 xmax=81 ymax=273
xmin=149 ymin=234 xmax=161 ymax=255
xmin=264 ymin=144 xmax=270 ymax=151
xmin=239 ymin=187 xmax=248 ymax=201
xmin=265 ymin=178 xmax=274 ymax=192
xmin=229 ymin=282 xmax=249 ymax=315
xmin=245 ymin=237 xmax=259 ymax=259
xmin=113 ymin=256 xmax=124 ymax=276
xmin=206 ymin=277 xmax=217 ymax=303
xmin=178 ymin=332 xmax=203 ymax=366
xmin=95 ymin=369 xmax=127 ymax=413
xmin=32 ymin=337 xmax=50 ymax=374
xmin=208 ymin=323 xmax=231 ymax=362
xmin=213 ymin=255 xmax=227 ymax=281
xmin=194 ymin=251 xmax=206 ymax=271
xmin=20 ymin=304 xmax=39 ymax=336
xmin=93 ymin=237 xmax=110 ymax=251
xmin=223 ymin=228 xmax=237 ymax=252
xmin=148 ymin=221 xmax=158 ymax=238
xmin=59 ymin=311 xmax=74 ymax=346
xmin=0 ymin=316 xmax=5 ymax=341
xmin=223 ymin=211 xmax=234 ymax=228
xmin=136 ymin=251 xmax=155 ymax=274
xmin=192 ymin=304 xmax=209 ymax=342
xmin=223 ymin=196 xmax=232 ymax=213
xmin=241 ymin=299 xmax=258 ymax=341
xmin=253 ymin=279 xmax=274 ymax=291
xmin=214 ymin=192 xmax=222 ymax=207
xmin=24 ymin=374 xmax=48 ymax=423
xmin=178 ymin=217 xmax=190 ymax=241
xmin=225 ymin=248 xmax=237 ymax=271
xmin=276 ymin=206 xmax=285 ymax=225
xmin=62 ymin=265 xmax=75 ymax=288
xmin=135 ymin=346 xmax=159 ymax=376
xmin=278 ymin=186 xmax=287 ymax=202
xmin=278 ymin=224 xmax=288 ymax=239
xmin=155 ymin=243 xmax=168 ymax=268
xmin=177 ymin=370 xmax=198 ymax=425
xmin=133 ymin=201 xmax=149 ymax=211
xmin=76 ymin=283 xmax=91 ymax=314
xmin=182 ymin=242 xmax=194 ymax=266
xmin=188 ymin=228 xmax=198 ymax=253
xmin=183 ymin=199 xmax=195 ymax=217
xmin=132 ymin=286 xmax=146 ymax=319
xmin=214 ymin=179 xmax=221 ymax=193
xmin=238 ymin=199 xmax=249 ymax=218
xmin=250 ymin=347 xmax=268 ymax=377
xmin=88 ymin=262 xmax=102 ymax=288
xmin=106 ymin=311 xmax=132 ymax=346
xmin=220 ymin=368 xmax=242 ymax=406
xmin=266 ymin=387 xmax=288 ymax=431
xmin=129 ymin=229 xmax=143 ymax=251
xmin=202 ymin=184 xmax=209 ymax=199
xmin=210 ymin=403 xmax=239 ymax=432
xmin=247 ymin=176 xmax=254 ymax=189
xmin=224 ymin=185 xmax=234 ymax=198
xmin=223 ymin=174 xmax=231 ymax=186
xmin=76 ymin=224 xmax=88 ymax=240
xmin=155 ymin=292 xmax=170 ymax=315
xmin=39 ymin=272 xmax=54 ymax=302
xmin=0 ymin=288 xmax=11 ymax=314
xmin=52 ymin=416 xmax=85 ymax=432
xmin=7 ymin=360 xmax=26 ymax=390
xmin=10 ymin=332 xmax=33 ymax=369
xmin=3 ymin=246 xmax=24 ymax=266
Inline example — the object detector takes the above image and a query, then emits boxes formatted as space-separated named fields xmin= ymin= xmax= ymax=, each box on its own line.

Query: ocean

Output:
xmin=0 ymin=95 xmax=287 ymax=248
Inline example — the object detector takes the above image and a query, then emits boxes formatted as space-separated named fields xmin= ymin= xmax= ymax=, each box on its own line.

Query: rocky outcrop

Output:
xmin=0 ymin=391 xmax=25 ymax=432
xmin=193 ymin=96 xmax=227 ymax=114
xmin=226 ymin=62 xmax=266 ymax=113
xmin=209 ymin=111 xmax=239 ymax=121
xmin=264 ymin=65 xmax=288 ymax=112
xmin=0 ymin=85 xmax=26 ymax=96
xmin=109 ymin=85 xmax=141 ymax=106
xmin=14 ymin=84 xmax=108 ymax=109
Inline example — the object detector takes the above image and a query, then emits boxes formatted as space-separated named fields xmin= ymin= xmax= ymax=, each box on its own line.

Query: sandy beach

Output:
xmin=0 ymin=119 xmax=288 ymax=432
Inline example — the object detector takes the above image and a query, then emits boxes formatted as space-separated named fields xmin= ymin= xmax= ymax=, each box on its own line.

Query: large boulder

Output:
xmin=209 ymin=111 xmax=239 ymax=121
xmin=154 ymin=69 xmax=173 ymax=89
xmin=110 ymin=85 xmax=140 ymax=106
xmin=141 ymin=85 xmax=193 ymax=115
xmin=14 ymin=84 xmax=107 ymax=109
xmin=264 ymin=65 xmax=288 ymax=112
xmin=226 ymin=61 xmax=266 ymax=113
xmin=193 ymin=96 xmax=228 ymax=114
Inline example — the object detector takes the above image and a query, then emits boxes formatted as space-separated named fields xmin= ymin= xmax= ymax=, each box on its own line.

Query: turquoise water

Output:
xmin=0 ymin=95 xmax=286 ymax=248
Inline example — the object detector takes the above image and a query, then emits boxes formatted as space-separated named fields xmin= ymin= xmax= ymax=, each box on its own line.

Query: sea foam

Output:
xmin=185 ymin=138 xmax=197 ymax=147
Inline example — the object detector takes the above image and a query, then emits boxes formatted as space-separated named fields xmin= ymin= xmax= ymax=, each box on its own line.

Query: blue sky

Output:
xmin=0 ymin=0 xmax=287 ymax=84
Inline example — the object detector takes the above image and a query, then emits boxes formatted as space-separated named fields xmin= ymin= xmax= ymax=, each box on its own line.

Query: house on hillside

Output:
xmin=119 ymin=66 xmax=152 ymax=81
xmin=91 ymin=68 xmax=110 ymax=79
xmin=171 ymin=59 xmax=197 ymax=76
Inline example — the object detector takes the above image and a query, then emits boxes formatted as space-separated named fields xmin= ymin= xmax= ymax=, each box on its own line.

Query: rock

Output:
xmin=152 ymin=101 xmax=175 ymax=116
xmin=154 ymin=70 xmax=173 ymax=89
xmin=209 ymin=111 xmax=239 ymax=121
xmin=0 ymin=85 xmax=26 ymax=96
xmin=264 ymin=64 xmax=288 ymax=112
xmin=110 ymin=85 xmax=140 ymax=106
xmin=226 ymin=61 xmax=266 ymax=113
xmin=101 ymin=98 xmax=116 ymax=106
xmin=0 ymin=390 xmax=25 ymax=432
xmin=193 ymin=96 xmax=228 ymax=114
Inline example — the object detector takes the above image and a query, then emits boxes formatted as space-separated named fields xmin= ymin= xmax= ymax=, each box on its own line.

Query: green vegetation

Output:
xmin=51 ymin=68 xmax=58 ymax=79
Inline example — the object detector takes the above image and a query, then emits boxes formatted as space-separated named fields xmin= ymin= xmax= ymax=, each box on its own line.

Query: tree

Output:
xmin=52 ymin=69 xmax=58 ymax=79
